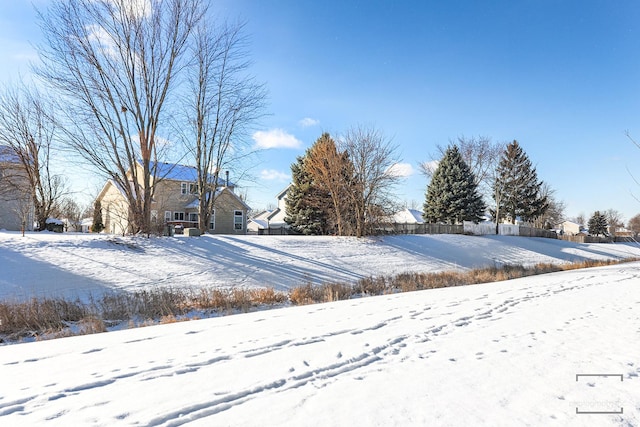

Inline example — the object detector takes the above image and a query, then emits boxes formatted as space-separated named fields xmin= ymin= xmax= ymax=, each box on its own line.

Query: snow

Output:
xmin=0 ymin=231 xmax=639 ymax=425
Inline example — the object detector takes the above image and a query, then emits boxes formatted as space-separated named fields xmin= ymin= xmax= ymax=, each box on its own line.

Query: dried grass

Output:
xmin=1 ymin=257 xmax=637 ymax=342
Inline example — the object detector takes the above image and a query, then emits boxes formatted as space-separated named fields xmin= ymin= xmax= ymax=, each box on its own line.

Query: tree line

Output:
xmin=286 ymin=136 xmax=560 ymax=236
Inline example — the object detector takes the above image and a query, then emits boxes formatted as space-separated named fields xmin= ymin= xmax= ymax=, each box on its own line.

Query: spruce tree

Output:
xmin=285 ymin=154 xmax=330 ymax=235
xmin=493 ymin=140 xmax=548 ymax=224
xmin=587 ymin=211 xmax=608 ymax=236
xmin=423 ymin=145 xmax=486 ymax=224
xmin=91 ymin=199 xmax=105 ymax=233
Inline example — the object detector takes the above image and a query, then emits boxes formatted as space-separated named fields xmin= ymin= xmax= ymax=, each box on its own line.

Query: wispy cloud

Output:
xmin=298 ymin=117 xmax=319 ymax=128
xmin=260 ymin=169 xmax=291 ymax=181
xmin=386 ymin=162 xmax=415 ymax=178
xmin=252 ymin=129 xmax=302 ymax=149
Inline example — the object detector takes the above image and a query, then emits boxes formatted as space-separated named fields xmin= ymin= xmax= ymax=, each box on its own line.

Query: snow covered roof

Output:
xmin=45 ymin=217 xmax=64 ymax=225
xmin=151 ymin=162 xmax=232 ymax=186
xmin=393 ymin=208 xmax=424 ymax=224
xmin=247 ymin=218 xmax=269 ymax=230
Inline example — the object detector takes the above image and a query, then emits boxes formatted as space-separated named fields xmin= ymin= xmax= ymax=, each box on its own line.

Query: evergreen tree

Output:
xmin=493 ymin=140 xmax=548 ymax=224
xmin=587 ymin=211 xmax=608 ymax=236
xmin=284 ymin=154 xmax=330 ymax=235
xmin=423 ymin=145 xmax=486 ymax=224
xmin=91 ymin=199 xmax=105 ymax=233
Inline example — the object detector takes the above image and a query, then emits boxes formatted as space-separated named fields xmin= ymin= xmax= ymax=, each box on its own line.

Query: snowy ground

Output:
xmin=1 ymin=231 xmax=640 ymax=301
xmin=1 ymin=232 xmax=639 ymax=426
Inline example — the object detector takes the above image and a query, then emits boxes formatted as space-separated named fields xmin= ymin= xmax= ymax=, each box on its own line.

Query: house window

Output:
xmin=209 ymin=210 xmax=215 ymax=230
xmin=182 ymin=182 xmax=198 ymax=194
xmin=174 ymin=212 xmax=185 ymax=221
xmin=189 ymin=213 xmax=198 ymax=223
xmin=151 ymin=210 xmax=158 ymax=223
xmin=234 ymin=210 xmax=244 ymax=230
xmin=164 ymin=211 xmax=171 ymax=222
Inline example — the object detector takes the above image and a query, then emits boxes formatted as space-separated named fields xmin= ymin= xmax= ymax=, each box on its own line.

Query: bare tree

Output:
xmin=186 ymin=19 xmax=266 ymax=234
xmin=343 ymin=125 xmax=401 ymax=237
xmin=532 ymin=182 xmax=565 ymax=229
xmin=605 ymin=209 xmax=624 ymax=232
xmin=0 ymin=84 xmax=67 ymax=231
xmin=35 ymin=0 xmax=205 ymax=235
xmin=627 ymin=213 xmax=640 ymax=237
xmin=57 ymin=196 xmax=83 ymax=231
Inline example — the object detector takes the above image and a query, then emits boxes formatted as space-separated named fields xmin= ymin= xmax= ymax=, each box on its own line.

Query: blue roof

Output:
xmin=151 ymin=162 xmax=232 ymax=186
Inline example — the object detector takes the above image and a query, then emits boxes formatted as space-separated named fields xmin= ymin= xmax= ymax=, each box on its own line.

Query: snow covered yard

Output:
xmin=1 ymin=231 xmax=639 ymax=426
xmin=1 ymin=231 xmax=640 ymax=301
xmin=0 ymin=261 xmax=639 ymax=426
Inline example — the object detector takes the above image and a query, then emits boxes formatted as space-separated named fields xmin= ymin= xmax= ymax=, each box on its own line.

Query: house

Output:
xmin=248 ymin=185 xmax=291 ymax=234
xmin=555 ymin=220 xmax=583 ymax=236
xmin=96 ymin=161 xmax=250 ymax=235
xmin=0 ymin=145 xmax=34 ymax=231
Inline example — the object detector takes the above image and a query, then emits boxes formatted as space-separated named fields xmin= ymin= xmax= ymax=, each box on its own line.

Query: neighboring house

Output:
xmin=248 ymin=185 xmax=291 ymax=234
xmin=0 ymin=145 xmax=34 ymax=231
xmin=555 ymin=220 xmax=583 ymax=236
xmin=393 ymin=208 xmax=424 ymax=225
xmin=96 ymin=162 xmax=250 ymax=235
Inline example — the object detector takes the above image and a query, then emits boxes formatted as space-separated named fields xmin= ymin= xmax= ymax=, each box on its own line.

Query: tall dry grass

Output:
xmin=0 ymin=257 xmax=636 ymax=342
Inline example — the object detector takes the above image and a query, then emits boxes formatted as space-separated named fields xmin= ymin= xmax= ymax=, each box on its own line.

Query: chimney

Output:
xmin=225 ymin=170 xmax=229 ymax=187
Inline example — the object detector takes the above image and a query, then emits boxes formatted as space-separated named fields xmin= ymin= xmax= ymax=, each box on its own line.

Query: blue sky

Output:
xmin=3 ymin=1 xmax=640 ymax=222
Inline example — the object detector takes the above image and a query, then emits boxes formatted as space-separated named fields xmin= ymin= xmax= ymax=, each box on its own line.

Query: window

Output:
xmin=209 ymin=209 xmax=215 ymax=230
xmin=189 ymin=213 xmax=198 ymax=222
xmin=151 ymin=210 xmax=158 ymax=223
xmin=182 ymin=182 xmax=198 ymax=194
xmin=234 ymin=210 xmax=244 ymax=230
xmin=164 ymin=211 xmax=171 ymax=222
xmin=174 ymin=212 xmax=185 ymax=221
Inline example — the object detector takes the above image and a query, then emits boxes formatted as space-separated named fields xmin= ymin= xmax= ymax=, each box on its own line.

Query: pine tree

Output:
xmin=493 ymin=140 xmax=548 ymax=224
xmin=284 ymin=154 xmax=330 ymax=235
xmin=587 ymin=211 xmax=608 ymax=236
xmin=423 ymin=145 xmax=486 ymax=224
xmin=91 ymin=199 xmax=105 ymax=233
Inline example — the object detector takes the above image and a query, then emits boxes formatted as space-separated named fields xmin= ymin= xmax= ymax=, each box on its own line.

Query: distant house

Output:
xmin=248 ymin=185 xmax=291 ymax=234
xmin=393 ymin=208 xmax=424 ymax=225
xmin=555 ymin=220 xmax=584 ymax=236
xmin=0 ymin=145 xmax=34 ymax=231
xmin=96 ymin=161 xmax=250 ymax=235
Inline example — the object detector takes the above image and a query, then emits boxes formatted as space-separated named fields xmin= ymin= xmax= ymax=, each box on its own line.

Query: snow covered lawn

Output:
xmin=1 ymin=261 xmax=639 ymax=426
xmin=1 ymin=231 xmax=639 ymax=425
xmin=1 ymin=231 xmax=640 ymax=300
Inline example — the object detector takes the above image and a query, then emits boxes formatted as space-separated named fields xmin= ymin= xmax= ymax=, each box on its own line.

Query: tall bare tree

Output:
xmin=343 ymin=125 xmax=401 ymax=237
xmin=532 ymin=182 xmax=565 ymax=229
xmin=186 ymin=20 xmax=266 ymax=233
xmin=35 ymin=0 xmax=205 ymax=234
xmin=0 ymin=85 xmax=67 ymax=231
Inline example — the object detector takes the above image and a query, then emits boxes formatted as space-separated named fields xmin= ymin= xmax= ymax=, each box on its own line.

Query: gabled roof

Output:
xmin=393 ymin=208 xmax=424 ymax=224
xmin=151 ymin=161 xmax=232 ymax=186
xmin=184 ymin=187 xmax=250 ymax=210
xmin=275 ymin=184 xmax=291 ymax=200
